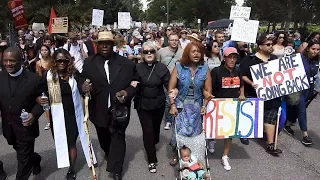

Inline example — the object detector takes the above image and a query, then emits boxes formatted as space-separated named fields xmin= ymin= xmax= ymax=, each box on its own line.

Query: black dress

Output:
xmin=40 ymin=72 xmax=79 ymax=147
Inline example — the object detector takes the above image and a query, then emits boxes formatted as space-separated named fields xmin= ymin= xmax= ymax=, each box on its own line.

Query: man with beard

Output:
xmin=80 ymin=31 xmax=137 ymax=180
xmin=240 ymin=34 xmax=282 ymax=156
xmin=0 ymin=47 xmax=43 ymax=179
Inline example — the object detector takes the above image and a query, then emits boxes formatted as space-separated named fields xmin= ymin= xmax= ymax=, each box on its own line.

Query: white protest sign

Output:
xmin=118 ymin=12 xmax=131 ymax=29
xmin=231 ymin=19 xmax=259 ymax=43
xmin=229 ymin=6 xmax=251 ymax=20
xmin=204 ymin=98 xmax=264 ymax=139
xmin=92 ymin=9 xmax=104 ymax=26
xmin=32 ymin=23 xmax=45 ymax=31
xmin=51 ymin=17 xmax=68 ymax=33
xmin=250 ymin=53 xmax=309 ymax=101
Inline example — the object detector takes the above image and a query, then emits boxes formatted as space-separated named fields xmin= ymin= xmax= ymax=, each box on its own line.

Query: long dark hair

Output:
xmin=180 ymin=41 xmax=205 ymax=66
xmin=205 ymin=40 xmax=219 ymax=59
xmin=302 ymin=39 xmax=320 ymax=61
xmin=39 ymin=45 xmax=51 ymax=58
xmin=273 ymin=32 xmax=287 ymax=46
xmin=305 ymin=32 xmax=320 ymax=42
xmin=50 ymin=48 xmax=75 ymax=82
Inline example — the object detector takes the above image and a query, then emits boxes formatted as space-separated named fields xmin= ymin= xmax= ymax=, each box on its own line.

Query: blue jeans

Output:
xmin=298 ymin=93 xmax=308 ymax=132
xmin=164 ymin=89 xmax=173 ymax=123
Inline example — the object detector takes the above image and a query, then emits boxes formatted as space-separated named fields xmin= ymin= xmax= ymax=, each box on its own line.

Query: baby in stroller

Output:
xmin=179 ymin=145 xmax=210 ymax=180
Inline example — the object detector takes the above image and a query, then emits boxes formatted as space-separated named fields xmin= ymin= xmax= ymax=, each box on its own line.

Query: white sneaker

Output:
xmin=44 ymin=123 xmax=50 ymax=130
xmin=164 ymin=122 xmax=171 ymax=130
xmin=221 ymin=155 xmax=231 ymax=171
xmin=208 ymin=140 xmax=215 ymax=154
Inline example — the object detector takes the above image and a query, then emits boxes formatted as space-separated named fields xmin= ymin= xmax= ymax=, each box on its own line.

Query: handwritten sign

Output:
xmin=51 ymin=17 xmax=68 ymax=33
xmin=118 ymin=12 xmax=131 ymax=29
xmin=204 ymin=98 xmax=264 ymax=139
xmin=92 ymin=9 xmax=104 ymax=26
xmin=229 ymin=6 xmax=251 ymax=20
xmin=250 ymin=54 xmax=309 ymax=101
xmin=231 ymin=19 xmax=259 ymax=43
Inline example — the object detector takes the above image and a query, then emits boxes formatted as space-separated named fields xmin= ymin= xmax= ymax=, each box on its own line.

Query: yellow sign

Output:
xmin=52 ymin=17 xmax=68 ymax=33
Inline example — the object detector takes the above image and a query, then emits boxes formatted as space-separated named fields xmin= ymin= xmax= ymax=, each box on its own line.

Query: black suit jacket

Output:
xmin=79 ymin=53 xmax=137 ymax=128
xmin=0 ymin=70 xmax=43 ymax=145
xmin=84 ymin=40 xmax=95 ymax=56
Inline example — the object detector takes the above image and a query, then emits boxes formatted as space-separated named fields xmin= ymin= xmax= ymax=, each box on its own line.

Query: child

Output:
xmin=179 ymin=146 xmax=210 ymax=180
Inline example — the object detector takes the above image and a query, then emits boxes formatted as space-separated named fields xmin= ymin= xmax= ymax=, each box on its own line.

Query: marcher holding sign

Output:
xmin=240 ymin=34 xmax=282 ymax=156
xmin=209 ymin=47 xmax=245 ymax=171
xmin=285 ymin=40 xmax=320 ymax=146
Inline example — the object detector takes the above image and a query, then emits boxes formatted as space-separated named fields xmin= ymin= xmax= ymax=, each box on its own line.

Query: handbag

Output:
xmin=111 ymin=97 xmax=129 ymax=130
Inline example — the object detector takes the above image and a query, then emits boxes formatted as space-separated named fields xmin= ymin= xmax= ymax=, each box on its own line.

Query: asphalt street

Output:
xmin=1 ymin=98 xmax=320 ymax=180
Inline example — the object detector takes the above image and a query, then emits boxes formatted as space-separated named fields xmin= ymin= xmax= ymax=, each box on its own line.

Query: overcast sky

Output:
xmin=141 ymin=0 xmax=244 ymax=11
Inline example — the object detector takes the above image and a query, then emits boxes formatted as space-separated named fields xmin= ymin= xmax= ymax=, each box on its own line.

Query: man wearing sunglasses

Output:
xmin=161 ymin=26 xmax=173 ymax=47
xmin=179 ymin=29 xmax=190 ymax=49
xmin=80 ymin=31 xmax=137 ymax=180
xmin=240 ymin=34 xmax=282 ymax=156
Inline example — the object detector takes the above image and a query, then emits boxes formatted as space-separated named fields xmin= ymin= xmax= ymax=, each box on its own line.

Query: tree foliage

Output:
xmin=144 ymin=0 xmax=235 ymax=27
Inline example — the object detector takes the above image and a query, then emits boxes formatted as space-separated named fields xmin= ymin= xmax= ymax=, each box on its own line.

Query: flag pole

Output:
xmin=274 ymin=107 xmax=281 ymax=150
xmin=83 ymin=79 xmax=97 ymax=180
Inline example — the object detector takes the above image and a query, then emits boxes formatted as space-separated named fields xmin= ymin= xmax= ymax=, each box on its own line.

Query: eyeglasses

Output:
xmin=56 ymin=59 xmax=70 ymax=64
xmin=143 ymin=49 xmax=156 ymax=54
xmin=263 ymin=43 xmax=273 ymax=47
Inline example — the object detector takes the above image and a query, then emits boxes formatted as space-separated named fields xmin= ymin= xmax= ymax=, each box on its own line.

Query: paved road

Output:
xmin=2 ymin=98 xmax=320 ymax=180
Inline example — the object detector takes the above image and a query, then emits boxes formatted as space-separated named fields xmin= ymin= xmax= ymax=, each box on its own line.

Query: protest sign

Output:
xmin=92 ymin=9 xmax=104 ymax=26
xmin=8 ymin=0 xmax=28 ymax=29
xmin=229 ymin=6 xmax=251 ymax=20
xmin=51 ymin=17 xmax=68 ymax=33
xmin=118 ymin=12 xmax=131 ymax=29
xmin=231 ymin=19 xmax=259 ymax=43
xmin=250 ymin=53 xmax=309 ymax=101
xmin=204 ymin=98 xmax=264 ymax=139
xmin=32 ymin=23 xmax=45 ymax=31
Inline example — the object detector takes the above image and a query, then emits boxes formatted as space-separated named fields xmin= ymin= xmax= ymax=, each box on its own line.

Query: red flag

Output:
xmin=8 ymin=0 xmax=28 ymax=29
xmin=48 ymin=8 xmax=57 ymax=34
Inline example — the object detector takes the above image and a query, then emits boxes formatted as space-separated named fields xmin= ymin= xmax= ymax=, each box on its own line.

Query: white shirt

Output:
xmin=104 ymin=60 xmax=111 ymax=108
xmin=63 ymin=43 xmax=88 ymax=73
xmin=179 ymin=38 xmax=190 ymax=49
xmin=33 ymin=37 xmax=40 ymax=44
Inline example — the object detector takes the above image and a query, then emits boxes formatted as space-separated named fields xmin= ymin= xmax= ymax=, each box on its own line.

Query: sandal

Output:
xmin=170 ymin=156 xmax=178 ymax=166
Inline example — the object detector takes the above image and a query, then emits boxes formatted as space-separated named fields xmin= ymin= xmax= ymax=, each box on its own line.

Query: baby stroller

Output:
xmin=173 ymin=105 xmax=211 ymax=180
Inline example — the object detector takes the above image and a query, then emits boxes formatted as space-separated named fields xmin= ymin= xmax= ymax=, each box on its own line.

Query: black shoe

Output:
xmin=113 ymin=173 xmax=122 ymax=180
xmin=240 ymin=138 xmax=249 ymax=145
xmin=301 ymin=136 xmax=313 ymax=146
xmin=284 ymin=126 xmax=295 ymax=136
xmin=0 ymin=171 xmax=7 ymax=180
xmin=148 ymin=163 xmax=157 ymax=173
xmin=266 ymin=143 xmax=281 ymax=156
xmin=33 ymin=154 xmax=41 ymax=175
xmin=66 ymin=171 xmax=76 ymax=180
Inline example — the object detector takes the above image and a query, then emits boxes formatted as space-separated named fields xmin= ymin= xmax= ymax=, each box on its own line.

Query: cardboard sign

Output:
xmin=250 ymin=53 xmax=309 ymax=101
xmin=204 ymin=98 xmax=264 ymax=139
xmin=51 ymin=17 xmax=68 ymax=33
xmin=32 ymin=23 xmax=45 ymax=31
xmin=229 ymin=6 xmax=251 ymax=20
xmin=8 ymin=0 xmax=28 ymax=29
xmin=118 ymin=12 xmax=131 ymax=29
xmin=92 ymin=9 xmax=104 ymax=26
xmin=231 ymin=19 xmax=259 ymax=43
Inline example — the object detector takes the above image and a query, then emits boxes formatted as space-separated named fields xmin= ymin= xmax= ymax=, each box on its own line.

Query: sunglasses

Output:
xmin=278 ymin=36 xmax=285 ymax=39
xmin=143 ymin=49 xmax=156 ymax=54
xmin=213 ymin=45 xmax=219 ymax=48
xmin=167 ymin=29 xmax=172 ymax=31
xmin=263 ymin=43 xmax=273 ymax=47
xmin=56 ymin=59 xmax=70 ymax=64
xmin=181 ymin=32 xmax=187 ymax=34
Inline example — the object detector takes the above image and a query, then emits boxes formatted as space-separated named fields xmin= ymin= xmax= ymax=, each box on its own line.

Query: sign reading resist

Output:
xmin=229 ymin=6 xmax=251 ymax=20
xmin=231 ymin=19 xmax=259 ymax=43
xmin=250 ymin=53 xmax=310 ymax=101
xmin=204 ymin=98 xmax=264 ymax=139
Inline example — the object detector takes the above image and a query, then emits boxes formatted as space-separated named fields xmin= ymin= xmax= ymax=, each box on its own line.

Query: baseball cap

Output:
xmin=223 ymin=47 xmax=239 ymax=57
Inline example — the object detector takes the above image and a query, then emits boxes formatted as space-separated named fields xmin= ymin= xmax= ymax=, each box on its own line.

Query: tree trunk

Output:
xmin=281 ymin=22 xmax=285 ymax=29
xmin=294 ymin=21 xmax=298 ymax=30
xmin=272 ymin=21 xmax=276 ymax=32
xmin=303 ymin=21 xmax=308 ymax=29
xmin=267 ymin=21 xmax=271 ymax=33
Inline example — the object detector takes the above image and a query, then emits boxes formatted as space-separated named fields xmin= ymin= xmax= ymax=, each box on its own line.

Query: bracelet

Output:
xmin=201 ymin=106 xmax=206 ymax=108
xmin=170 ymin=103 xmax=176 ymax=106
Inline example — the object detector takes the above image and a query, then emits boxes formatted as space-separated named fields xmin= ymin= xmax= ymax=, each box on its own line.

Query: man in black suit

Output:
xmin=0 ymin=47 xmax=43 ymax=180
xmin=0 ymin=160 xmax=7 ymax=180
xmin=80 ymin=31 xmax=137 ymax=180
